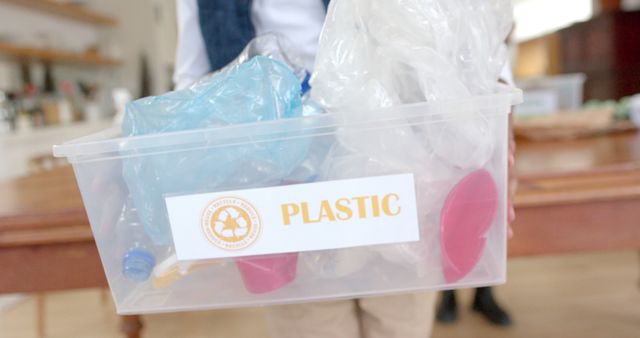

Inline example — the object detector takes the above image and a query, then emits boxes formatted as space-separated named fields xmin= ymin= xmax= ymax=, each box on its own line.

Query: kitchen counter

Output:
xmin=0 ymin=120 xmax=113 ymax=180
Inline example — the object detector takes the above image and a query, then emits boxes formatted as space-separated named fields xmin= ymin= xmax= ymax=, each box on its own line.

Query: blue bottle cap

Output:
xmin=301 ymin=71 xmax=312 ymax=95
xmin=122 ymin=248 xmax=156 ymax=282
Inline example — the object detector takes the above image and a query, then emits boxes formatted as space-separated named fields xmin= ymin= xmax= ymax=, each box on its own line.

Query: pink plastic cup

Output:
xmin=234 ymin=253 xmax=299 ymax=294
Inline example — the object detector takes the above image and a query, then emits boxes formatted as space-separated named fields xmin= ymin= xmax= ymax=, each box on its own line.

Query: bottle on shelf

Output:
xmin=16 ymin=84 xmax=40 ymax=132
xmin=0 ymin=91 xmax=12 ymax=134
xmin=79 ymin=81 xmax=101 ymax=122
xmin=58 ymin=80 xmax=78 ymax=125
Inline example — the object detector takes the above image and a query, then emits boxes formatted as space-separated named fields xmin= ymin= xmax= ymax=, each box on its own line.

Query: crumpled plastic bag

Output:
xmin=309 ymin=0 xmax=513 ymax=275
xmin=123 ymin=56 xmax=302 ymax=135
xmin=122 ymin=56 xmax=308 ymax=245
xmin=311 ymin=0 xmax=513 ymax=108
xmin=311 ymin=0 xmax=512 ymax=177
xmin=219 ymin=33 xmax=310 ymax=92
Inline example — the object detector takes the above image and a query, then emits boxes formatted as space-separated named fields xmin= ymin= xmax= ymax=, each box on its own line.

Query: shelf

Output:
xmin=0 ymin=42 xmax=122 ymax=66
xmin=0 ymin=0 xmax=117 ymax=26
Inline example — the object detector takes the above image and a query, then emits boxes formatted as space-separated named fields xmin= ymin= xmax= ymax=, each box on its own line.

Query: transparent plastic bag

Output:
xmin=310 ymin=0 xmax=513 ymax=176
xmin=311 ymin=0 xmax=513 ymax=108
xmin=309 ymin=0 xmax=513 ymax=277
xmin=219 ymin=33 xmax=309 ymax=89
xmin=122 ymin=56 xmax=308 ymax=245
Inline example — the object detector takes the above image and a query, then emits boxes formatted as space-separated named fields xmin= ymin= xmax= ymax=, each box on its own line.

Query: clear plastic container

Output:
xmin=516 ymin=73 xmax=586 ymax=115
xmin=53 ymin=91 xmax=521 ymax=314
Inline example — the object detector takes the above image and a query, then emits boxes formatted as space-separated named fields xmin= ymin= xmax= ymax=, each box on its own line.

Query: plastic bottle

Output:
xmin=119 ymin=201 xmax=157 ymax=282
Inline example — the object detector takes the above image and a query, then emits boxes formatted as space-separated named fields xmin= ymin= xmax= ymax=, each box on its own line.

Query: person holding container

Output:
xmin=173 ymin=1 xmax=516 ymax=337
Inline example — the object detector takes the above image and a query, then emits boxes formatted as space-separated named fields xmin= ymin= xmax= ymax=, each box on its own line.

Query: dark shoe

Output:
xmin=472 ymin=287 xmax=513 ymax=326
xmin=436 ymin=290 xmax=458 ymax=323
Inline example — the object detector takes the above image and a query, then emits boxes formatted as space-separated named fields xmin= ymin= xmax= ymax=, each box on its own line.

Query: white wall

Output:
xmin=86 ymin=0 xmax=162 ymax=97
xmin=0 ymin=0 xmax=179 ymax=100
xmin=88 ymin=0 xmax=177 ymax=96
xmin=0 ymin=2 xmax=102 ymax=92
xmin=0 ymin=4 xmax=98 ymax=52
xmin=86 ymin=0 xmax=178 ymax=96
xmin=0 ymin=0 xmax=179 ymax=179
xmin=151 ymin=0 xmax=179 ymax=93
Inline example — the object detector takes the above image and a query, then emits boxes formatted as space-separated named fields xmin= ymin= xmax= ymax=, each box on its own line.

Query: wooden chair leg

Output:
xmin=120 ymin=315 xmax=143 ymax=338
xmin=36 ymin=293 xmax=45 ymax=338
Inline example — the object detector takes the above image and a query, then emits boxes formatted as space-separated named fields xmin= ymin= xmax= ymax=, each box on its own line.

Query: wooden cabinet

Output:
xmin=559 ymin=10 xmax=640 ymax=100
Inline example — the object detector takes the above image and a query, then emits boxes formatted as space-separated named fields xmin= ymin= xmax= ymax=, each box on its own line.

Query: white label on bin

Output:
xmin=165 ymin=174 xmax=420 ymax=260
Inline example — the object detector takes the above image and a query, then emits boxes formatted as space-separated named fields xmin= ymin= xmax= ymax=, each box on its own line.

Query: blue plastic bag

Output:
xmin=122 ymin=56 xmax=308 ymax=245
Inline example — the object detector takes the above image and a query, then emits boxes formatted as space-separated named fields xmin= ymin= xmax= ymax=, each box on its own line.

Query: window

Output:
xmin=514 ymin=0 xmax=593 ymax=42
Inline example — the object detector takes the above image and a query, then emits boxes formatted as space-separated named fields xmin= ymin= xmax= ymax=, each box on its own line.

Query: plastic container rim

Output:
xmin=53 ymin=89 xmax=522 ymax=161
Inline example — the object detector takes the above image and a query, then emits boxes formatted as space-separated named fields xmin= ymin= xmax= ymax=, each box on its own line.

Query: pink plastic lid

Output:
xmin=440 ymin=169 xmax=499 ymax=283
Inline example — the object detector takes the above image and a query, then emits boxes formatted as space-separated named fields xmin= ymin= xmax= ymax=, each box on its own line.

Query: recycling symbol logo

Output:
xmin=202 ymin=196 xmax=261 ymax=251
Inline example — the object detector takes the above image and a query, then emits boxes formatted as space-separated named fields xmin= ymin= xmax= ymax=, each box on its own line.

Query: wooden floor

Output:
xmin=1 ymin=251 xmax=639 ymax=338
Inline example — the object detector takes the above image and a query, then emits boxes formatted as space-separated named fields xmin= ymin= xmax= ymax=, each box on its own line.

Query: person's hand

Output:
xmin=507 ymin=113 xmax=517 ymax=239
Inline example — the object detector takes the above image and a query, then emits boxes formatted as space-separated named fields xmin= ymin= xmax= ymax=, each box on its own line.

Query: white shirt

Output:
xmin=173 ymin=0 xmax=326 ymax=90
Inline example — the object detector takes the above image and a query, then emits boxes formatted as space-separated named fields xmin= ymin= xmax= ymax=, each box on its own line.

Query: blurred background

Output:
xmin=0 ymin=0 xmax=639 ymax=337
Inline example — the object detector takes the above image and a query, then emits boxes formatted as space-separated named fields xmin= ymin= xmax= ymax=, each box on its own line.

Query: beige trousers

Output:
xmin=266 ymin=292 xmax=437 ymax=338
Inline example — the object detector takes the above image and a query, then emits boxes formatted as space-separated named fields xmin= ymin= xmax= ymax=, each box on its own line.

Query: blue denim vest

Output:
xmin=198 ymin=0 xmax=330 ymax=71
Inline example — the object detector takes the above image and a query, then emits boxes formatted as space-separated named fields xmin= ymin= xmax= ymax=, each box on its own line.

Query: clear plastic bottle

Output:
xmin=119 ymin=200 xmax=157 ymax=282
